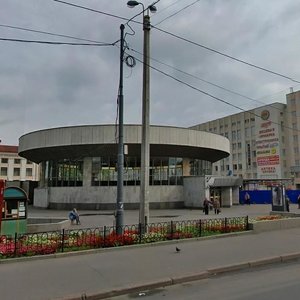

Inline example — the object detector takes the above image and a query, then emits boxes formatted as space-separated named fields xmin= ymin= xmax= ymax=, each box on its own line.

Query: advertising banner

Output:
xmin=255 ymin=107 xmax=282 ymax=178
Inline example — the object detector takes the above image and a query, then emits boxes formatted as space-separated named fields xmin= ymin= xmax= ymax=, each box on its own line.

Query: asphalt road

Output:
xmin=109 ymin=261 xmax=300 ymax=300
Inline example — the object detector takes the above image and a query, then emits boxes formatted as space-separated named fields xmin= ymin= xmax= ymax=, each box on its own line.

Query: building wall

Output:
xmin=34 ymin=185 xmax=184 ymax=210
xmin=0 ymin=145 xmax=39 ymax=182
xmin=190 ymin=93 xmax=300 ymax=186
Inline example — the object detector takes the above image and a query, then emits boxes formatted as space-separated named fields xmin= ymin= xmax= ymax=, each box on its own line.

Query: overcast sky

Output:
xmin=1 ymin=0 xmax=300 ymax=145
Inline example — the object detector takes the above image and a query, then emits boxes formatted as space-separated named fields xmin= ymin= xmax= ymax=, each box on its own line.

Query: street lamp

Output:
xmin=127 ymin=1 xmax=159 ymax=228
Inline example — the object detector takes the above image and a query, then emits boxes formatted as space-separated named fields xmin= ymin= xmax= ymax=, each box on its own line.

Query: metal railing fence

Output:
xmin=0 ymin=216 xmax=248 ymax=259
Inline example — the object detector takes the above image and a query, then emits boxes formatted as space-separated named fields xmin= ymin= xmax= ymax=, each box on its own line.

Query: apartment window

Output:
xmin=232 ymin=131 xmax=236 ymax=141
xmin=238 ymin=142 xmax=242 ymax=149
xmin=224 ymin=132 xmax=228 ymax=138
xmin=252 ymin=150 xmax=256 ymax=157
xmin=252 ymin=161 xmax=257 ymax=168
xmin=232 ymin=154 xmax=236 ymax=160
xmin=26 ymin=168 xmax=33 ymax=176
xmin=1 ymin=158 xmax=8 ymax=163
xmin=245 ymin=127 xmax=249 ymax=138
xmin=221 ymin=165 xmax=224 ymax=171
xmin=238 ymin=164 xmax=243 ymax=170
xmin=238 ymin=153 xmax=242 ymax=161
xmin=293 ymin=135 xmax=298 ymax=143
xmin=233 ymin=164 xmax=237 ymax=170
xmin=226 ymin=165 xmax=230 ymax=171
xmin=291 ymin=99 xmax=296 ymax=106
xmin=14 ymin=159 xmax=21 ymax=164
xmin=13 ymin=168 xmax=20 ymax=176
xmin=293 ymin=123 xmax=297 ymax=130
xmin=237 ymin=121 xmax=241 ymax=126
xmin=26 ymin=160 xmax=33 ymax=164
xmin=215 ymin=166 xmax=218 ymax=172
xmin=251 ymin=126 xmax=255 ymax=136
xmin=294 ymin=147 xmax=299 ymax=154
xmin=292 ymin=111 xmax=297 ymax=117
xmin=1 ymin=167 xmax=7 ymax=176
xmin=232 ymin=143 xmax=236 ymax=151
xmin=232 ymin=122 xmax=236 ymax=127
xmin=237 ymin=130 xmax=241 ymax=140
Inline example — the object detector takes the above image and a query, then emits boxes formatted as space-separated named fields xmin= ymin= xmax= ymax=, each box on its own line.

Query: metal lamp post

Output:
xmin=127 ymin=1 xmax=158 ymax=228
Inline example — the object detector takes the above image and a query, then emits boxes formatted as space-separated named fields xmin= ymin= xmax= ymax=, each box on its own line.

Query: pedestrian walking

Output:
xmin=213 ymin=198 xmax=221 ymax=214
xmin=245 ymin=192 xmax=251 ymax=205
xmin=203 ymin=198 xmax=211 ymax=215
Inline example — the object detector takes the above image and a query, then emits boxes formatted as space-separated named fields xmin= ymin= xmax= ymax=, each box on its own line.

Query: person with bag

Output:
xmin=213 ymin=198 xmax=221 ymax=214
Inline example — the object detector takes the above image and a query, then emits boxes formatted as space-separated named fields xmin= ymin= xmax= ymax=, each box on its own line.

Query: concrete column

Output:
xmin=83 ymin=157 xmax=92 ymax=188
xmin=182 ymin=158 xmax=191 ymax=177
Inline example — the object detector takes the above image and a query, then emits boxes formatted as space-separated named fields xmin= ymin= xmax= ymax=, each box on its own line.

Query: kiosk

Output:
xmin=0 ymin=182 xmax=28 ymax=235
xmin=271 ymin=185 xmax=288 ymax=212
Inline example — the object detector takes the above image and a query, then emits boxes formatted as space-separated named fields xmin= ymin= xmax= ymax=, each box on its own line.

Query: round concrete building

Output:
xmin=19 ymin=125 xmax=230 ymax=209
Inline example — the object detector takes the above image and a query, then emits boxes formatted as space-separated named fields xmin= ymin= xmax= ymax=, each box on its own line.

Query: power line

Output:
xmin=130 ymin=53 xmax=299 ymax=132
xmin=50 ymin=0 xmax=300 ymax=84
xmin=0 ymin=37 xmax=115 ymax=46
xmin=127 ymin=47 xmax=289 ymax=112
xmin=154 ymin=0 xmax=202 ymax=26
xmin=0 ymin=23 xmax=109 ymax=44
xmin=52 ymin=0 xmax=130 ymax=22
xmin=152 ymin=25 xmax=300 ymax=84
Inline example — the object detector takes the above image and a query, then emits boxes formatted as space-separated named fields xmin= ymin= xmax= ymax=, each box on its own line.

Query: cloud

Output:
xmin=0 ymin=0 xmax=299 ymax=145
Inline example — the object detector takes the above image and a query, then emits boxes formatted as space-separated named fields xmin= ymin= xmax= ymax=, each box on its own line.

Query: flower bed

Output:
xmin=0 ymin=216 xmax=248 ymax=259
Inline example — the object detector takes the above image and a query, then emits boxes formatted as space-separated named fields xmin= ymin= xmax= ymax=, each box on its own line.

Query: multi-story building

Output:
xmin=0 ymin=144 xmax=39 ymax=188
xmin=190 ymin=89 xmax=300 ymax=189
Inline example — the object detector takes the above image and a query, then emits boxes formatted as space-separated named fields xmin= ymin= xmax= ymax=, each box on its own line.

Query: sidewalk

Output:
xmin=1 ymin=205 xmax=300 ymax=300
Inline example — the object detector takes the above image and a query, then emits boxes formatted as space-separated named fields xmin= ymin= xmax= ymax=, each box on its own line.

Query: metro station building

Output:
xmin=19 ymin=125 xmax=243 ymax=210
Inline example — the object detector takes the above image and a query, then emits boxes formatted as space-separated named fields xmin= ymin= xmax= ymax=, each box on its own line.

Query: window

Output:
xmin=215 ymin=166 xmax=218 ymax=172
xmin=224 ymin=132 xmax=229 ymax=138
xmin=293 ymin=123 xmax=297 ymax=130
xmin=233 ymin=164 xmax=237 ymax=170
xmin=245 ymin=127 xmax=249 ymax=138
xmin=13 ymin=168 xmax=20 ymax=176
xmin=294 ymin=147 xmax=299 ymax=154
xmin=232 ymin=154 xmax=236 ymax=160
xmin=0 ymin=167 xmax=7 ymax=176
xmin=292 ymin=111 xmax=297 ymax=117
xmin=293 ymin=135 xmax=298 ymax=143
xmin=14 ymin=159 xmax=21 ymax=164
xmin=237 ymin=130 xmax=241 ymax=140
xmin=1 ymin=158 xmax=8 ymax=163
xmin=48 ymin=159 xmax=83 ymax=187
xmin=232 ymin=131 xmax=236 ymax=141
xmin=232 ymin=143 xmax=236 ymax=151
xmin=238 ymin=142 xmax=242 ymax=149
xmin=251 ymin=126 xmax=255 ymax=136
xmin=238 ymin=153 xmax=242 ymax=161
xmin=26 ymin=160 xmax=33 ymax=164
xmin=26 ymin=168 xmax=33 ymax=176
xmin=238 ymin=164 xmax=243 ymax=170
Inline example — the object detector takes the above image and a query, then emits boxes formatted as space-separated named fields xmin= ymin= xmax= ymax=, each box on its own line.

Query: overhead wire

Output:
xmin=50 ymin=0 xmax=300 ymax=85
xmin=127 ymin=47 xmax=292 ymax=112
xmin=129 ymin=53 xmax=299 ymax=133
xmin=0 ymin=23 xmax=108 ymax=44
xmin=154 ymin=0 xmax=202 ymax=26
xmin=0 ymin=37 xmax=115 ymax=46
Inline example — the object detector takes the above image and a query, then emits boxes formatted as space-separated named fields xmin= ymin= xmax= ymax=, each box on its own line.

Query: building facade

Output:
xmin=18 ymin=125 xmax=235 ymax=209
xmin=190 ymin=89 xmax=300 ymax=189
xmin=0 ymin=145 xmax=39 ymax=182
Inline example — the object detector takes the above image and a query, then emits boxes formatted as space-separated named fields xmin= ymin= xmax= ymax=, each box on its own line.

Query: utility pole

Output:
xmin=116 ymin=24 xmax=125 ymax=235
xmin=139 ymin=14 xmax=151 ymax=228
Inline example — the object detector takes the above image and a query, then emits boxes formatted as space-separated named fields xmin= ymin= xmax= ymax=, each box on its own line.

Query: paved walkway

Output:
xmin=27 ymin=204 xmax=298 ymax=228
xmin=1 ymin=205 xmax=300 ymax=300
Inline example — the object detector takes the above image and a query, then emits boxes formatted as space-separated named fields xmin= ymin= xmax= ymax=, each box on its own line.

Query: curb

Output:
xmin=56 ymin=252 xmax=300 ymax=300
xmin=0 ymin=230 xmax=253 ymax=264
